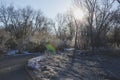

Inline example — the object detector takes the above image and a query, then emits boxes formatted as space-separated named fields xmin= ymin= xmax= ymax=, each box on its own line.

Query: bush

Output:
xmin=49 ymin=39 xmax=65 ymax=52
xmin=0 ymin=49 xmax=5 ymax=57
xmin=26 ymin=42 xmax=37 ymax=51
xmin=5 ymin=38 xmax=17 ymax=50
xmin=28 ymin=42 xmax=46 ymax=53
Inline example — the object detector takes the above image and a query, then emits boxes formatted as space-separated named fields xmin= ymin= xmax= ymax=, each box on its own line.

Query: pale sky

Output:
xmin=3 ymin=0 xmax=72 ymax=19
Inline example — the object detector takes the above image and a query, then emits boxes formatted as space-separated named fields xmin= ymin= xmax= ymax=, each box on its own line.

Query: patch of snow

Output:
xmin=27 ymin=56 xmax=46 ymax=70
xmin=64 ymin=48 xmax=74 ymax=51
xmin=6 ymin=50 xmax=18 ymax=55
xmin=23 ymin=51 xmax=32 ymax=54
xmin=6 ymin=50 xmax=32 ymax=56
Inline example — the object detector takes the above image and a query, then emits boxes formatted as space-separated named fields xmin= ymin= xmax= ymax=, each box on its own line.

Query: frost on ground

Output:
xmin=27 ymin=54 xmax=70 ymax=80
xmin=27 ymin=52 xmax=120 ymax=80
xmin=6 ymin=50 xmax=32 ymax=55
xmin=64 ymin=48 xmax=74 ymax=51
xmin=27 ymin=56 xmax=46 ymax=70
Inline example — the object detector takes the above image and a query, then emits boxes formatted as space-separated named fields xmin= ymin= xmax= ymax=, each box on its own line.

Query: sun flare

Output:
xmin=73 ymin=8 xmax=86 ymax=20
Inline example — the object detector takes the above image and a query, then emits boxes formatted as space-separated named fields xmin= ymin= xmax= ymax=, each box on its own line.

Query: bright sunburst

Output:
xmin=72 ymin=7 xmax=87 ymax=21
xmin=74 ymin=9 xmax=84 ymax=19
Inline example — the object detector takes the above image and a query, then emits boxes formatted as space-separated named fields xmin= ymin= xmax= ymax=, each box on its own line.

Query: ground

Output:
xmin=0 ymin=50 xmax=120 ymax=80
xmin=56 ymin=52 xmax=120 ymax=80
xmin=0 ymin=53 xmax=42 ymax=80
xmin=28 ymin=51 xmax=120 ymax=80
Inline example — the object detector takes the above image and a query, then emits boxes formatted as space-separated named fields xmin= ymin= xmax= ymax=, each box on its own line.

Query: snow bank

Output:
xmin=27 ymin=55 xmax=70 ymax=80
xmin=6 ymin=50 xmax=18 ymax=55
xmin=27 ymin=56 xmax=46 ymax=70
xmin=23 ymin=51 xmax=32 ymax=54
xmin=64 ymin=48 xmax=74 ymax=51
xmin=6 ymin=50 xmax=32 ymax=55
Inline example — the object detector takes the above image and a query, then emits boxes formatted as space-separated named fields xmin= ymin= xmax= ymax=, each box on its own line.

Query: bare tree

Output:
xmin=54 ymin=13 xmax=75 ymax=42
xmin=54 ymin=13 xmax=67 ymax=40
xmin=34 ymin=11 xmax=46 ymax=32
xmin=0 ymin=4 xmax=35 ymax=53
xmin=109 ymin=6 xmax=120 ymax=47
xmin=0 ymin=4 xmax=10 ymax=28
xmin=73 ymin=0 xmax=116 ymax=50
xmin=73 ymin=0 xmax=97 ymax=50
xmin=65 ymin=13 xmax=75 ymax=40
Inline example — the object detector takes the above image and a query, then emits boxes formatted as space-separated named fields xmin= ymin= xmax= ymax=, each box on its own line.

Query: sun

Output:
xmin=73 ymin=8 xmax=85 ymax=20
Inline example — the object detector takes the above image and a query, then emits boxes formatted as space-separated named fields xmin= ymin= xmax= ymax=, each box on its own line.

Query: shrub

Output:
xmin=0 ymin=49 xmax=5 ymax=57
xmin=49 ymin=39 xmax=65 ymax=52
xmin=26 ymin=42 xmax=37 ymax=51
xmin=5 ymin=38 xmax=17 ymax=50
xmin=28 ymin=42 xmax=46 ymax=53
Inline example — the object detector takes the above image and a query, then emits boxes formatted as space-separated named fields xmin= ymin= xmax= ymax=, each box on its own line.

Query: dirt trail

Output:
xmin=0 ymin=53 xmax=41 ymax=80
xmin=56 ymin=52 xmax=120 ymax=80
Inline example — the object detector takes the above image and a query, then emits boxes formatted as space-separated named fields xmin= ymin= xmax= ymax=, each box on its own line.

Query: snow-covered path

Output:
xmin=0 ymin=53 xmax=42 ymax=80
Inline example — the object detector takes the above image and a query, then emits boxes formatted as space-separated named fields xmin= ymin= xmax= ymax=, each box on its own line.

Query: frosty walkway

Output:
xmin=56 ymin=52 xmax=120 ymax=80
xmin=26 ymin=50 xmax=120 ymax=80
xmin=0 ymin=53 xmax=41 ymax=80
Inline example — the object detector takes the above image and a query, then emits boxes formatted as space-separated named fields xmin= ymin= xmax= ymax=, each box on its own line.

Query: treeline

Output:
xmin=0 ymin=0 xmax=120 ymax=54
xmin=0 ymin=4 xmax=75 ymax=54
xmin=73 ymin=0 xmax=120 ymax=50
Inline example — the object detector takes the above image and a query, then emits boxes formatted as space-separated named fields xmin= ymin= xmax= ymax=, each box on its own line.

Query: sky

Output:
xmin=2 ymin=0 xmax=72 ymax=19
